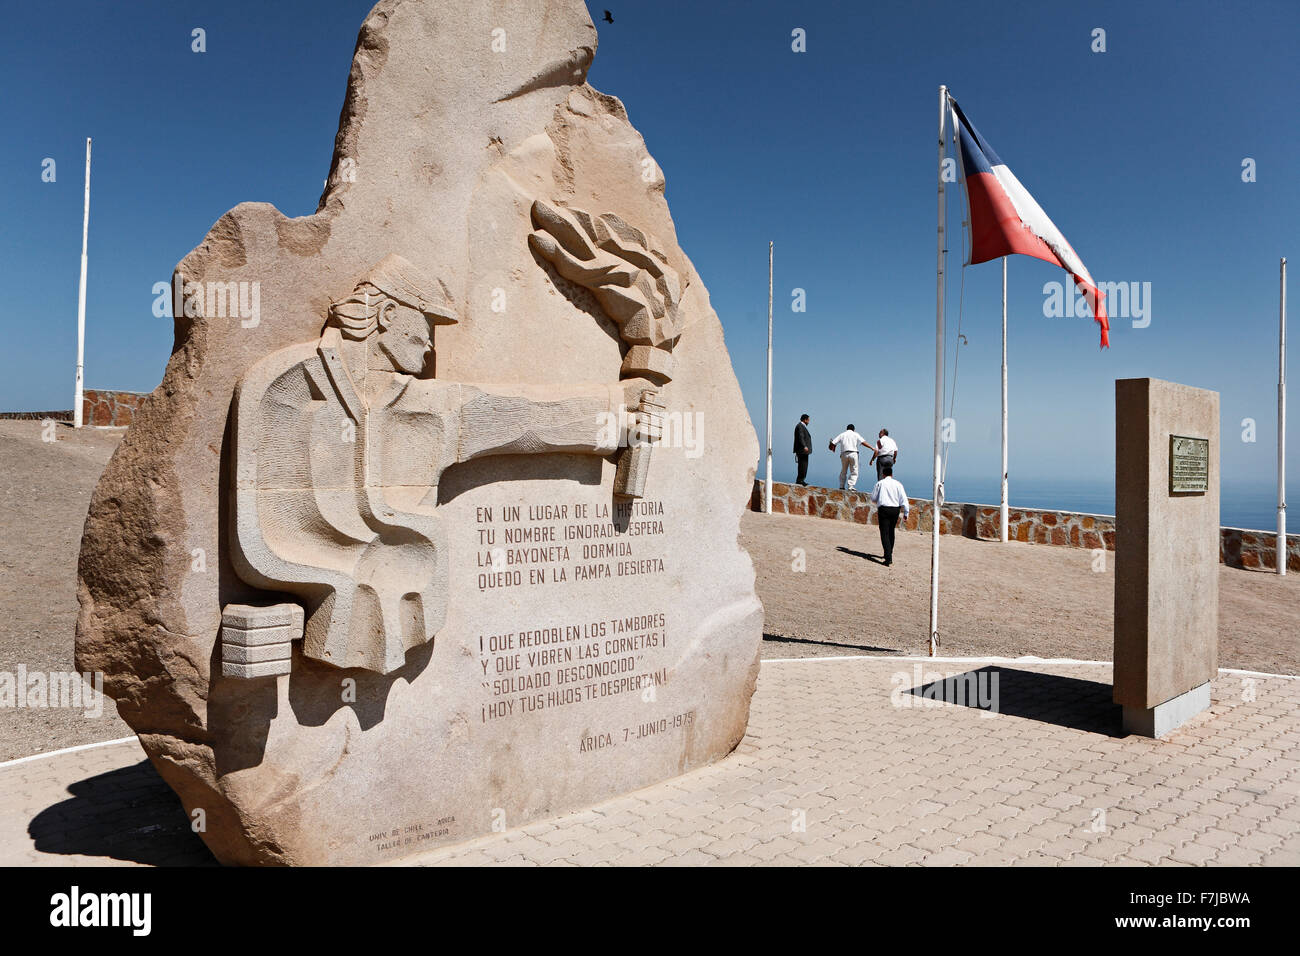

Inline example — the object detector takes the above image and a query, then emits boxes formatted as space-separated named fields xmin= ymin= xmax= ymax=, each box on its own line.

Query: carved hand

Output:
xmin=621 ymin=376 xmax=655 ymax=410
xmin=528 ymin=200 xmax=681 ymax=350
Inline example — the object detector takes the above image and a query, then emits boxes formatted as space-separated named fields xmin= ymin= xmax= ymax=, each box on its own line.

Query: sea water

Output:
xmin=783 ymin=464 xmax=1289 ymax=534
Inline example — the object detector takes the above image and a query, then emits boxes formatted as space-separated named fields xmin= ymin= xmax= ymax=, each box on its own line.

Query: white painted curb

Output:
xmin=0 ymin=735 xmax=138 ymax=771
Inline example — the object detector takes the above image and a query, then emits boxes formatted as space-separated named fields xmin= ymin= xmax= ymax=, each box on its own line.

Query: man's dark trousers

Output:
xmin=875 ymin=453 xmax=895 ymax=481
xmin=795 ymin=454 xmax=809 ymax=485
xmin=878 ymin=505 xmax=901 ymax=565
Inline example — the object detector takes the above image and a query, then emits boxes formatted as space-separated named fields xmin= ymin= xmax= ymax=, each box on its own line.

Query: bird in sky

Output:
xmin=603 ymin=10 xmax=614 ymax=24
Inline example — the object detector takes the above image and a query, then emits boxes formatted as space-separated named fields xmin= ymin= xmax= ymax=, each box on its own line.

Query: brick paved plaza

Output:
xmin=4 ymin=656 xmax=1297 ymax=867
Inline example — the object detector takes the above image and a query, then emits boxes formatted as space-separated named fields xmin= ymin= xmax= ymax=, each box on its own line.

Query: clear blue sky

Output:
xmin=2 ymin=0 xmax=1295 ymax=502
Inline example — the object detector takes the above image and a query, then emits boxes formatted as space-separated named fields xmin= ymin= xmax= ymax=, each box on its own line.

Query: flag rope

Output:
xmin=941 ymin=270 xmax=965 ymax=488
xmin=940 ymin=192 xmax=970 ymax=491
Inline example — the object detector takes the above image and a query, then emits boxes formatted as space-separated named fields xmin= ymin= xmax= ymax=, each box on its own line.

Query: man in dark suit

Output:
xmin=793 ymin=413 xmax=812 ymax=485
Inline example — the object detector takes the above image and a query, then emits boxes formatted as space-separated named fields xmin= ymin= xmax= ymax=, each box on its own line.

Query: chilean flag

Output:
xmin=951 ymin=97 xmax=1110 ymax=348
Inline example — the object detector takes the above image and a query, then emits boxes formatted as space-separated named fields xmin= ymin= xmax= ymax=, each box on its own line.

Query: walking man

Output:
xmin=793 ymin=414 xmax=812 ymax=485
xmin=869 ymin=463 xmax=910 ymax=567
xmin=829 ymin=423 xmax=872 ymax=491
xmin=869 ymin=427 xmax=899 ymax=482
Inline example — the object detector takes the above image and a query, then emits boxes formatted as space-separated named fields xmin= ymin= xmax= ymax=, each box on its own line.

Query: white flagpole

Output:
xmin=929 ymin=86 xmax=948 ymax=656
xmin=73 ymin=137 xmax=92 ymax=428
xmin=1000 ymin=256 xmax=1009 ymax=542
xmin=1280 ymin=256 xmax=1288 ymax=575
xmin=765 ymin=241 xmax=773 ymax=514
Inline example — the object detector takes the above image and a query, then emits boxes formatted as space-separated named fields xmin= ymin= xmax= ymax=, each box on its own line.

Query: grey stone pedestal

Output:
xmin=1122 ymin=682 xmax=1211 ymax=738
xmin=1113 ymin=379 xmax=1219 ymax=738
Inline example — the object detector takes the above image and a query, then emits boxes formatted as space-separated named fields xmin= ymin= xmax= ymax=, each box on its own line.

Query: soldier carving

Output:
xmin=230 ymin=202 xmax=680 ymax=674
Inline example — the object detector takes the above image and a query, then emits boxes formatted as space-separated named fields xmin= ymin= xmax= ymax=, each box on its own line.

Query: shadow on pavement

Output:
xmin=905 ymin=665 xmax=1124 ymax=737
xmin=29 ymin=759 xmax=218 ymax=866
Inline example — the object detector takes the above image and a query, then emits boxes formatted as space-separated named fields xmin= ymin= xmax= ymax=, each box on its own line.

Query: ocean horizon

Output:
xmin=768 ymin=465 xmax=1290 ymax=534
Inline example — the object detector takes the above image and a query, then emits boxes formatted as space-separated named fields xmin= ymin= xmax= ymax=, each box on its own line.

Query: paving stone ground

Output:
xmin=3 ymin=657 xmax=1296 ymax=867
xmin=0 ymin=740 xmax=216 ymax=866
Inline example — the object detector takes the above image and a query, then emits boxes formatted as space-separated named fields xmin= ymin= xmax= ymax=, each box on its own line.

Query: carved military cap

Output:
xmin=365 ymin=253 xmax=458 ymax=324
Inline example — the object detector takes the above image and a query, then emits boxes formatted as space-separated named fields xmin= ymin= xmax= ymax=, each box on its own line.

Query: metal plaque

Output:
xmin=1169 ymin=435 xmax=1209 ymax=494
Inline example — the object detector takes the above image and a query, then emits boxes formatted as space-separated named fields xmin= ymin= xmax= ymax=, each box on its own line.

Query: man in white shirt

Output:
xmin=869 ymin=428 xmax=899 ymax=482
xmin=869 ymin=463 xmax=910 ymax=567
xmin=829 ymin=423 xmax=872 ymax=491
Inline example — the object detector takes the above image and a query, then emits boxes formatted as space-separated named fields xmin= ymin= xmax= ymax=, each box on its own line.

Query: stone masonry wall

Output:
xmin=81 ymin=389 xmax=149 ymax=427
xmin=1221 ymin=526 xmax=1300 ymax=572
xmin=0 ymin=410 xmax=73 ymax=421
xmin=751 ymin=480 xmax=1299 ymax=570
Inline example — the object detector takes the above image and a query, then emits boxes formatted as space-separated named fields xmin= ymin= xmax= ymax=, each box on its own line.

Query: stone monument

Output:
xmin=1113 ymin=378 xmax=1220 ymax=737
xmin=75 ymin=0 xmax=763 ymax=865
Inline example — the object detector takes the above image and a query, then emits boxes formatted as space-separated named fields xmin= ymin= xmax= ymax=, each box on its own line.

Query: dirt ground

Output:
xmin=743 ymin=510 xmax=1300 ymax=673
xmin=0 ymin=421 xmax=133 ymax=760
xmin=2 ymin=418 xmax=1297 ymax=761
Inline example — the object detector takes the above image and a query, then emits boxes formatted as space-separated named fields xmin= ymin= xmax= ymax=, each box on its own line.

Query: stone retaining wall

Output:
xmin=1221 ymin=526 xmax=1300 ymax=572
xmin=81 ymin=389 xmax=149 ymax=427
xmin=0 ymin=410 xmax=73 ymax=421
xmin=751 ymin=480 xmax=1298 ymax=570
